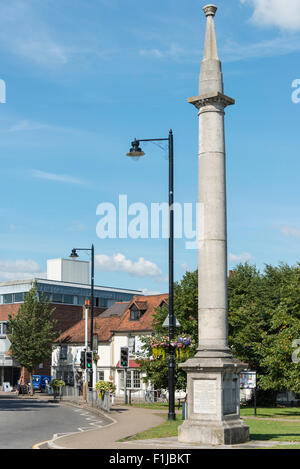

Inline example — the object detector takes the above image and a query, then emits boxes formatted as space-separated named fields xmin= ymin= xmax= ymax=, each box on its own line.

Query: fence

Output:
xmin=59 ymin=385 xmax=111 ymax=413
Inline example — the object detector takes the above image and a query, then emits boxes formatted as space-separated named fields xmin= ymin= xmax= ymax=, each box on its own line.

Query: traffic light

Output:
xmin=86 ymin=351 xmax=93 ymax=369
xmin=120 ymin=347 xmax=129 ymax=368
xmin=80 ymin=351 xmax=86 ymax=369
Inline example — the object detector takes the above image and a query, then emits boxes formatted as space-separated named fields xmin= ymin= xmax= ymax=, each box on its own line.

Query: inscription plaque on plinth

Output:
xmin=193 ymin=379 xmax=217 ymax=414
xmin=223 ymin=377 xmax=237 ymax=415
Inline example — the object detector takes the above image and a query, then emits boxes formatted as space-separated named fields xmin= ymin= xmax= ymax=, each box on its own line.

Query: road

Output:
xmin=0 ymin=394 xmax=111 ymax=449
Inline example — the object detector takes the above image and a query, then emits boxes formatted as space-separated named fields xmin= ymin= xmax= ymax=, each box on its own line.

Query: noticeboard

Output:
xmin=240 ymin=371 xmax=257 ymax=389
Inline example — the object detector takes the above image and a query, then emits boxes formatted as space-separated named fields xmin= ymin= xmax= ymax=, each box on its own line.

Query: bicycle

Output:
xmin=144 ymin=389 xmax=155 ymax=403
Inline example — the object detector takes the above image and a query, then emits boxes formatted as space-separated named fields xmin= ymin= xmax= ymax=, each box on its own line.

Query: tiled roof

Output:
xmin=57 ymin=315 xmax=122 ymax=343
xmin=56 ymin=293 xmax=168 ymax=344
xmin=100 ymin=301 xmax=130 ymax=318
xmin=115 ymin=293 xmax=168 ymax=333
xmin=134 ymin=301 xmax=148 ymax=310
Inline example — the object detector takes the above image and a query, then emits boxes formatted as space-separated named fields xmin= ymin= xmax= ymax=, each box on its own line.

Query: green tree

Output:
xmin=138 ymin=263 xmax=300 ymax=403
xmin=228 ymin=263 xmax=300 ymax=404
xmin=7 ymin=282 xmax=59 ymax=395
xmin=137 ymin=269 xmax=198 ymax=391
xmin=258 ymin=265 xmax=300 ymax=396
xmin=152 ymin=269 xmax=198 ymax=338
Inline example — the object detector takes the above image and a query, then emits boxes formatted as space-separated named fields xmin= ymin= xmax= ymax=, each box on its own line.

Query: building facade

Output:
xmin=52 ymin=294 xmax=168 ymax=397
xmin=0 ymin=258 xmax=141 ymax=390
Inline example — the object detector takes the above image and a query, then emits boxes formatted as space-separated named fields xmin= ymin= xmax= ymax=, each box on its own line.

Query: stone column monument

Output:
xmin=178 ymin=4 xmax=249 ymax=445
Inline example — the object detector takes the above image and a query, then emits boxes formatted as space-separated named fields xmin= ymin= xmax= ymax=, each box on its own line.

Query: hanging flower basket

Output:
xmin=150 ymin=335 xmax=195 ymax=360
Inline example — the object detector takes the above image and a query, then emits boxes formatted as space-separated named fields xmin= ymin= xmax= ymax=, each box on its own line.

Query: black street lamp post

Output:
xmin=126 ymin=129 xmax=176 ymax=420
xmin=70 ymin=244 xmax=95 ymax=387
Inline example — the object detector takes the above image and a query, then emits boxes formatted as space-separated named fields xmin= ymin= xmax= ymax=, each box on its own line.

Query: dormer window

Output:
xmin=159 ymin=300 xmax=168 ymax=309
xmin=130 ymin=306 xmax=140 ymax=321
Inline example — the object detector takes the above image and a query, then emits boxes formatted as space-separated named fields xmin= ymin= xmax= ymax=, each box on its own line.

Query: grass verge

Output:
xmin=121 ymin=407 xmax=300 ymax=446
xmin=244 ymin=418 xmax=300 ymax=442
xmin=120 ymin=414 xmax=183 ymax=441
xmin=240 ymin=406 xmax=300 ymax=419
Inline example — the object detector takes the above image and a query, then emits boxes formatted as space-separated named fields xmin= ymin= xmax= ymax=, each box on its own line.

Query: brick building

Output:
xmin=52 ymin=293 xmax=168 ymax=396
xmin=0 ymin=258 xmax=141 ymax=389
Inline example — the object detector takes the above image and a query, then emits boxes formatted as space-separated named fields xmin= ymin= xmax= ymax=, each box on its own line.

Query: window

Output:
xmin=133 ymin=370 xmax=141 ymax=388
xmin=3 ymin=294 xmax=13 ymax=304
xmin=77 ymin=296 xmax=87 ymax=306
xmin=98 ymin=371 xmax=105 ymax=381
xmin=59 ymin=345 xmax=68 ymax=361
xmin=52 ymin=293 xmax=63 ymax=303
xmin=126 ymin=372 xmax=131 ymax=389
xmin=14 ymin=292 xmax=25 ymax=302
xmin=130 ymin=306 xmax=140 ymax=321
xmin=0 ymin=322 xmax=7 ymax=335
xmin=63 ymin=295 xmax=73 ymax=304
xmin=119 ymin=370 xmax=141 ymax=389
xmin=98 ymin=298 xmax=108 ymax=308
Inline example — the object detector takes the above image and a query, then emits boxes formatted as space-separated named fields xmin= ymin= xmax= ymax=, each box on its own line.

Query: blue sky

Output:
xmin=0 ymin=0 xmax=300 ymax=293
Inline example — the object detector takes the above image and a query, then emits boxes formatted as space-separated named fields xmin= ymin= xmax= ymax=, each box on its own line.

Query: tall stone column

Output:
xmin=178 ymin=4 xmax=249 ymax=445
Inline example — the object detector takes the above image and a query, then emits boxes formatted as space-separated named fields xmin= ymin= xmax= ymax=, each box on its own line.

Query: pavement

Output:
xmin=2 ymin=391 xmax=300 ymax=450
xmin=46 ymin=404 xmax=299 ymax=450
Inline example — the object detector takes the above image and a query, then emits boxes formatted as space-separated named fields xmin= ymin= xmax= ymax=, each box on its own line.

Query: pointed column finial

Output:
xmin=203 ymin=4 xmax=218 ymax=17
xmin=198 ymin=3 xmax=223 ymax=95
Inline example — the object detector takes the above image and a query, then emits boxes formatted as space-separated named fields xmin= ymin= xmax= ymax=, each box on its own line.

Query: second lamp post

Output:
xmin=70 ymin=244 xmax=95 ymax=387
xmin=126 ymin=129 xmax=176 ymax=421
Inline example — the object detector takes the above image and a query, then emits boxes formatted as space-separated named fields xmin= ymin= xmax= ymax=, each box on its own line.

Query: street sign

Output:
xmin=162 ymin=314 xmax=181 ymax=328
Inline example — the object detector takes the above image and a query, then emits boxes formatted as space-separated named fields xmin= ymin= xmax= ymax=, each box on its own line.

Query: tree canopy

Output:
xmin=228 ymin=263 xmax=300 ymax=398
xmin=138 ymin=263 xmax=300 ymax=400
xmin=7 ymin=281 xmax=59 ymax=394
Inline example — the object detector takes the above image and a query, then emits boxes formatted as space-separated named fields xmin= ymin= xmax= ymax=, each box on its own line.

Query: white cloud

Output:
xmin=222 ymin=35 xmax=300 ymax=62
xmin=241 ymin=0 xmax=300 ymax=31
xmin=95 ymin=253 xmax=162 ymax=278
xmin=281 ymin=226 xmax=300 ymax=238
xmin=229 ymin=252 xmax=253 ymax=263
xmin=139 ymin=43 xmax=184 ymax=60
xmin=66 ymin=222 xmax=87 ymax=232
xmin=0 ymin=259 xmax=46 ymax=281
xmin=7 ymin=120 xmax=54 ymax=133
xmin=31 ymin=170 xmax=87 ymax=186
xmin=0 ymin=1 xmax=69 ymax=68
xmin=0 ymin=0 xmax=114 ymax=70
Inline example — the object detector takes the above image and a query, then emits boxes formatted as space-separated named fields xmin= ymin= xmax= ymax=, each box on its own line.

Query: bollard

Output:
xmin=182 ymin=402 xmax=187 ymax=420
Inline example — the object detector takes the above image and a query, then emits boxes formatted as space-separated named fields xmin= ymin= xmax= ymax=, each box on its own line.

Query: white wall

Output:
xmin=47 ymin=258 xmax=89 ymax=284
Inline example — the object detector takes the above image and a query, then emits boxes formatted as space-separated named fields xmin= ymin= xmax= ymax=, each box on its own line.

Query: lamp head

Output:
xmin=126 ymin=139 xmax=145 ymax=159
xmin=70 ymin=248 xmax=79 ymax=258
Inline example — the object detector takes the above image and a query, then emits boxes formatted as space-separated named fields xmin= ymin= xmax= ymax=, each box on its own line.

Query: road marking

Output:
xmin=32 ymin=440 xmax=49 ymax=449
